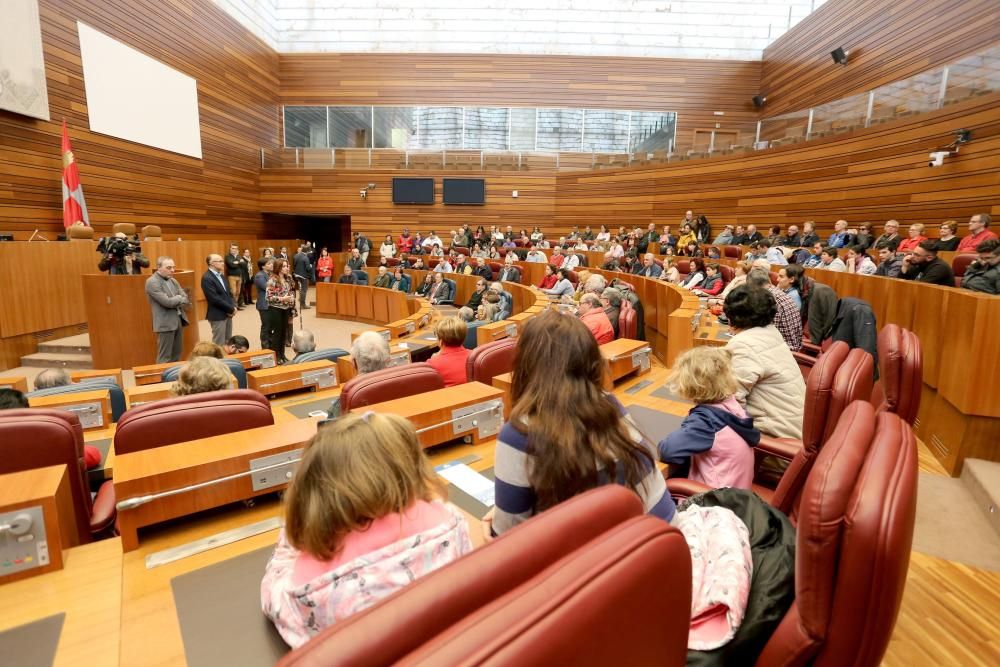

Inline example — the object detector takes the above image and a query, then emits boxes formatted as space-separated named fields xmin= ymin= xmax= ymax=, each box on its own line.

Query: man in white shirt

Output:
xmin=563 ymin=251 xmax=580 ymax=270
xmin=422 ymin=231 xmax=442 ymax=249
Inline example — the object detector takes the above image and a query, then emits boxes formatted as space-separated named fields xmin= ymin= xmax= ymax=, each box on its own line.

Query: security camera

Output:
xmin=359 ymin=189 xmax=367 ymax=199
xmin=928 ymin=151 xmax=951 ymax=167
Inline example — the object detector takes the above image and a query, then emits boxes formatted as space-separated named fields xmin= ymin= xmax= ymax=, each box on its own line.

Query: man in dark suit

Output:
xmin=472 ymin=257 xmax=494 ymax=281
xmin=202 ymin=254 xmax=236 ymax=346
xmin=497 ymin=254 xmax=521 ymax=283
xmin=293 ymin=244 xmax=312 ymax=310
xmin=145 ymin=256 xmax=191 ymax=363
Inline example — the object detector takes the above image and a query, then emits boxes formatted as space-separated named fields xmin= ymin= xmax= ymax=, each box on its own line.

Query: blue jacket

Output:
xmin=658 ymin=404 xmax=760 ymax=464
xmin=254 ymin=270 xmax=270 ymax=311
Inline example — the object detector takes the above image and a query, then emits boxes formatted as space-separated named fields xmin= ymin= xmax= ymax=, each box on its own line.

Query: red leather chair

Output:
xmin=383 ymin=258 xmax=400 ymax=268
xmin=487 ymin=262 xmax=502 ymax=280
xmin=113 ymin=389 xmax=274 ymax=455
xmin=951 ymin=253 xmax=977 ymax=287
xmin=427 ymin=257 xmax=441 ymax=270
xmin=674 ymin=259 xmax=691 ymax=275
xmin=453 ymin=247 xmax=471 ymax=257
xmin=0 ymin=409 xmax=115 ymax=545
xmin=755 ymin=404 xmax=917 ymax=665
xmin=466 ymin=338 xmax=518 ymax=384
xmin=618 ymin=301 xmax=638 ymax=339
xmin=723 ymin=245 xmax=742 ymax=259
xmin=566 ymin=269 xmax=579 ymax=286
xmin=278 ymin=486 xmax=691 ymax=667
xmin=870 ymin=324 xmax=922 ymax=425
xmin=339 ymin=362 xmax=445 ymax=412
xmin=719 ymin=264 xmax=735 ymax=282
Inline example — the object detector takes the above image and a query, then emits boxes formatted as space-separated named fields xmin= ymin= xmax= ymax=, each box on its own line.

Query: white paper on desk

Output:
xmin=437 ymin=463 xmax=495 ymax=507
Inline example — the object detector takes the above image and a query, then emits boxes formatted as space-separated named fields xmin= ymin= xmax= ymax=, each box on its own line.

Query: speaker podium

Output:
xmin=82 ymin=271 xmax=199 ymax=370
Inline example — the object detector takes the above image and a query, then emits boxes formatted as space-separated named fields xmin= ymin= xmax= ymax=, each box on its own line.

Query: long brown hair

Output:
xmin=510 ymin=309 xmax=652 ymax=511
xmin=270 ymin=258 xmax=291 ymax=285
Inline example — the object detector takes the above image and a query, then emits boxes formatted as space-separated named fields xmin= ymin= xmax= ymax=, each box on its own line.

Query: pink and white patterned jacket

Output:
xmin=261 ymin=503 xmax=473 ymax=648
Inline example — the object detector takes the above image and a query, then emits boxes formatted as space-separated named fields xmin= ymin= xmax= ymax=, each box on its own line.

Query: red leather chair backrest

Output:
xmin=674 ymin=259 xmax=691 ymax=274
xmin=466 ymin=338 xmax=518 ymax=384
xmin=871 ymin=325 xmax=922 ymax=425
xmin=487 ymin=262 xmax=502 ymax=279
xmin=756 ymin=405 xmax=916 ymax=667
xmin=724 ymin=245 xmax=742 ymax=258
xmin=339 ymin=362 xmax=445 ymax=412
xmin=427 ymin=257 xmax=441 ymax=270
xmin=618 ymin=301 xmax=638 ymax=339
xmin=401 ymin=517 xmax=691 ymax=667
xmin=384 ymin=258 xmax=400 ymax=267
xmin=769 ymin=271 xmax=779 ymax=286
xmin=719 ymin=264 xmax=735 ymax=282
xmin=951 ymin=254 xmax=977 ymax=284
xmin=567 ymin=270 xmax=579 ymax=285
xmin=454 ymin=247 xmax=471 ymax=256
xmin=769 ymin=344 xmax=874 ymax=519
xmin=113 ymin=389 xmax=274 ymax=455
xmin=278 ymin=487 xmax=666 ymax=667
xmin=0 ymin=409 xmax=91 ymax=544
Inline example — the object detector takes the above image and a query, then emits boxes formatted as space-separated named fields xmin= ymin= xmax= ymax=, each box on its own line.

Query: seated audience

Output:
xmin=476 ymin=301 xmax=499 ymax=323
xmin=744 ymin=242 xmax=767 ymax=264
xmin=657 ymin=347 xmax=760 ymax=489
xmin=600 ymin=287 xmax=623 ymax=338
xmin=827 ymin=219 xmax=854 ymax=248
xmin=549 ymin=247 xmax=565 ymax=269
xmin=713 ymin=225 xmax=735 ymax=245
xmin=931 ymin=221 xmax=959 ymax=251
xmin=874 ymin=240 xmax=904 ymax=277
xmin=819 ymin=246 xmax=847 ymax=272
xmin=33 ymin=368 xmax=71 ymax=391
xmin=169 ymin=356 xmax=233 ymax=396
xmin=716 ymin=260 xmax=750 ymax=302
xmin=961 ymin=239 xmax=999 ymax=295
xmin=957 ymin=213 xmax=997 ymax=252
xmin=783 ymin=224 xmax=802 ymax=247
xmin=676 ymin=224 xmax=697 ymax=250
xmin=680 ymin=240 xmax=704 ymax=258
xmin=372 ymin=265 xmax=391 ymax=289
xmin=525 ymin=244 xmax=547 ymax=263
xmin=416 ymin=273 xmax=433 ymax=297
xmin=261 ymin=412 xmax=472 ymax=648
xmin=543 ymin=268 xmax=575 ymax=298
xmin=537 ymin=264 xmax=558 ymax=290
xmin=691 ymin=262 xmax=725 ymax=296
xmin=189 ymin=341 xmax=225 ymax=359
xmin=680 ymin=258 xmax=707 ymax=290
xmin=744 ymin=224 xmax=763 ymax=244
xmin=488 ymin=310 xmax=675 ymax=536
xmin=326 ymin=331 xmax=391 ymax=419
xmin=763 ymin=239 xmax=788 ymax=266
xmin=465 ymin=279 xmax=488 ymax=313
xmin=723 ymin=286 xmax=806 ymax=439
xmin=224 ymin=335 xmax=250 ymax=354
xmin=846 ymin=246 xmax=877 ymax=275
xmin=900 ymin=240 xmax=955 ymax=286
xmin=338 ymin=265 xmax=357 ymax=284
xmin=802 ymin=241 xmax=824 ymax=268
xmin=472 ymin=257 xmax=494 ymax=280
xmin=427 ymin=317 xmax=470 ymax=387
xmin=854 ymin=223 xmax=874 ymax=251
xmin=577 ymin=293 xmax=615 ymax=344
xmin=706 ymin=246 xmax=722 ymax=259
xmin=660 ymin=258 xmax=681 ymax=284
xmin=746 ymin=267 xmax=803 ymax=351
xmin=290 ymin=330 xmax=316 ymax=362
xmin=873 ymin=219 xmax=901 ymax=248
xmin=0 ymin=388 xmax=29 ymax=410
xmin=497 ymin=254 xmax=521 ymax=283
xmin=800 ymin=221 xmax=820 ymax=247
xmin=346 ymin=249 xmax=365 ymax=272
xmin=776 ymin=266 xmax=802 ymax=310
xmin=389 ymin=267 xmax=408 ymax=292
xmin=489 ymin=282 xmax=513 ymax=319
xmin=458 ymin=307 xmax=485 ymax=349
xmin=897 ymin=223 xmax=927 ymax=253
xmin=428 ymin=272 xmax=453 ymax=305
xmin=562 ymin=250 xmax=581 ymax=271
xmin=634 ymin=253 xmax=662 ymax=278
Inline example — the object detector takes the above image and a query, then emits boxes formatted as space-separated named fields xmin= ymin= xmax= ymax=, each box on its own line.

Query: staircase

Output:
xmin=20 ymin=333 xmax=93 ymax=370
xmin=963 ymin=459 xmax=1000 ymax=539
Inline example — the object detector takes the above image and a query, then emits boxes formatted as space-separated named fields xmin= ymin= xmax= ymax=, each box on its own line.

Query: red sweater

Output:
xmin=537 ymin=274 xmax=557 ymax=290
xmin=428 ymin=344 xmax=470 ymax=387
xmin=897 ymin=236 xmax=926 ymax=253
xmin=958 ymin=229 xmax=998 ymax=252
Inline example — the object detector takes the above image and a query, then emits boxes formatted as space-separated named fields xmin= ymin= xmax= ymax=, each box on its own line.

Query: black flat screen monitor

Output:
xmin=392 ymin=178 xmax=435 ymax=204
xmin=443 ymin=178 xmax=485 ymax=205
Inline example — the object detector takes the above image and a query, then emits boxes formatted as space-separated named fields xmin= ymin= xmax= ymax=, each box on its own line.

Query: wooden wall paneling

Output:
xmin=0 ymin=0 xmax=280 ymax=239
xmin=0 ymin=323 xmax=88 ymax=373
xmin=909 ymin=285 xmax=950 ymax=389
xmin=761 ymin=0 xmax=1000 ymax=117
xmin=937 ymin=292 xmax=1000 ymax=417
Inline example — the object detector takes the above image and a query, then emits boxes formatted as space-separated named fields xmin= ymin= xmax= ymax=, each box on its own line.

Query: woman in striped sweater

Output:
xmin=487 ymin=309 xmax=675 ymax=536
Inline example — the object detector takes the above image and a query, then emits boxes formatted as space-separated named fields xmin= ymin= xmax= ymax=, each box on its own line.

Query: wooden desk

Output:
xmin=70 ymin=368 xmax=124 ymax=386
xmin=114 ymin=419 xmax=319 ymax=551
xmin=476 ymin=320 xmax=518 ymax=346
xmin=600 ymin=339 xmax=652 ymax=387
xmin=0 ymin=466 xmax=77 ymax=581
xmin=132 ymin=361 xmax=179 ymax=386
xmin=335 ymin=345 xmax=412 ymax=385
xmin=0 ymin=537 xmax=122 ymax=667
xmin=492 ymin=372 xmax=512 ymax=419
xmin=29 ymin=389 xmax=113 ymax=431
xmin=247 ymin=360 xmax=338 ymax=397
xmin=354 ymin=382 xmax=505 ymax=448
xmin=226 ymin=349 xmax=277 ymax=370
xmin=125 ymin=381 xmax=175 ymax=408
xmin=0 ymin=375 xmax=28 ymax=392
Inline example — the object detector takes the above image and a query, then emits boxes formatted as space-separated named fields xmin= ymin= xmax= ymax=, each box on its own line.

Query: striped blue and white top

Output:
xmin=492 ymin=394 xmax=676 ymax=535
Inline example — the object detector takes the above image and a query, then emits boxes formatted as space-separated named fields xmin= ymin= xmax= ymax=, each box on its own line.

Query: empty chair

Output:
xmin=755 ymin=404 xmax=917 ymax=665
xmin=870 ymin=324 xmax=922 ymax=424
xmin=68 ymin=225 xmax=95 ymax=241
xmin=353 ymin=270 xmax=369 ymax=285
xmin=113 ymin=389 xmax=274 ymax=455
xmin=28 ymin=379 xmax=128 ymax=422
xmin=466 ymin=338 xmax=517 ymax=384
xmin=723 ymin=245 xmax=742 ymax=259
xmin=339 ymin=363 xmax=445 ymax=412
xmin=278 ymin=486 xmax=691 ymax=667
xmin=0 ymin=409 xmax=115 ymax=544
xmin=112 ymin=223 xmax=136 ymax=236
xmin=141 ymin=225 xmax=162 ymax=240
xmin=161 ymin=358 xmax=248 ymax=389
xmin=288 ymin=348 xmax=349 ymax=365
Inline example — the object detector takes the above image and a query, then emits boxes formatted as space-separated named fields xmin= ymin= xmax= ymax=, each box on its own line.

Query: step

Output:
xmin=19 ymin=352 xmax=93 ymax=370
xmin=961 ymin=459 xmax=1000 ymax=540
xmin=36 ymin=333 xmax=91 ymax=355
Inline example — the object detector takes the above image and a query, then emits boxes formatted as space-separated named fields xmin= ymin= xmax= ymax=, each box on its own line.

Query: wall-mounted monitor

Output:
xmin=392 ymin=178 xmax=434 ymax=204
xmin=443 ymin=178 xmax=486 ymax=205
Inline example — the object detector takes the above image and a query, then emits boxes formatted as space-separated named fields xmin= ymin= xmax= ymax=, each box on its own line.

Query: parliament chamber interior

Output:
xmin=1 ymin=0 xmax=999 ymax=664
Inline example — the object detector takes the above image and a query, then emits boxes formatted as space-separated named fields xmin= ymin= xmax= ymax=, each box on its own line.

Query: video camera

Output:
xmin=97 ymin=236 xmax=141 ymax=258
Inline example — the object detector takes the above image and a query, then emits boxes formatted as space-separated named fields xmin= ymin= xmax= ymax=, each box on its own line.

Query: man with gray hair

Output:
xmin=458 ymin=306 xmax=486 ymax=349
xmin=327 ymin=331 xmax=392 ymax=419
xmin=578 ymin=293 xmax=614 ymax=344
xmin=290 ymin=330 xmax=317 ymax=362
xmin=600 ymin=287 xmax=622 ymax=338
xmin=490 ymin=281 xmax=513 ymax=320
xmin=746 ymin=267 xmax=802 ymax=351
xmin=581 ymin=273 xmax=607 ymax=298
xmin=34 ymin=368 xmax=71 ymax=391
xmin=636 ymin=253 xmax=663 ymax=278
xmin=145 ymin=256 xmax=191 ymax=363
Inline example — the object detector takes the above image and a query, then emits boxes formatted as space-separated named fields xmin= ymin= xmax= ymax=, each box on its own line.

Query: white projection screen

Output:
xmin=78 ymin=22 xmax=202 ymax=159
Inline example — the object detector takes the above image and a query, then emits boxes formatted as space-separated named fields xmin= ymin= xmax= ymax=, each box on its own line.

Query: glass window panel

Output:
xmin=374 ymin=107 xmax=416 ymax=149
xmin=328 ymin=106 xmax=373 ymax=148
xmin=464 ymin=107 xmax=509 ymax=150
xmin=284 ymin=107 xmax=328 ymax=148
xmin=872 ymin=70 xmax=942 ymax=120
xmin=583 ymin=110 xmax=630 ymax=152
xmin=810 ymin=93 xmax=868 ymax=136
xmin=537 ymin=108 xmax=584 ymax=151
xmin=629 ymin=111 xmax=676 ymax=152
xmin=414 ymin=106 xmax=463 ymax=149
xmin=509 ymin=108 xmax=536 ymax=151
xmin=757 ymin=109 xmax=809 ymax=145
xmin=944 ymin=47 xmax=1000 ymax=103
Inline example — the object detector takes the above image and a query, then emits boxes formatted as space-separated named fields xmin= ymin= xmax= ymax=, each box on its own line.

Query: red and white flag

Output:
xmin=61 ymin=120 xmax=90 ymax=229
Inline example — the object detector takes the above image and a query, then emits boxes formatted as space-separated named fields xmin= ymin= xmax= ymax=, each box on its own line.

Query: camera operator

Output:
xmin=98 ymin=232 xmax=150 ymax=275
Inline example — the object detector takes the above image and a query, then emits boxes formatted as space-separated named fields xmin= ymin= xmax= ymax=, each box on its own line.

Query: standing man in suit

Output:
xmin=202 ymin=254 xmax=236 ymax=346
xmin=293 ymin=244 xmax=312 ymax=310
xmin=145 ymin=256 xmax=191 ymax=363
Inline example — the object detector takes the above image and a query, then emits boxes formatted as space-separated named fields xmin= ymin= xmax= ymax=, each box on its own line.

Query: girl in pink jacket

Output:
xmin=261 ymin=412 xmax=473 ymax=648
